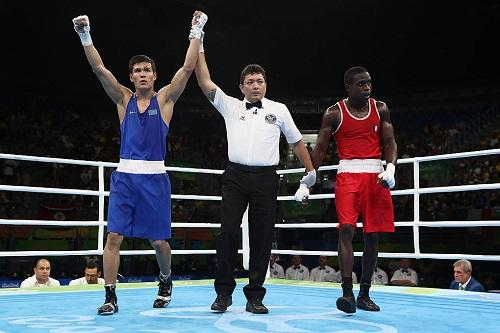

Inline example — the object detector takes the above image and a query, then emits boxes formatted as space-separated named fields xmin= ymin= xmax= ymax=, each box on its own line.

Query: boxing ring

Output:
xmin=0 ymin=148 xmax=499 ymax=332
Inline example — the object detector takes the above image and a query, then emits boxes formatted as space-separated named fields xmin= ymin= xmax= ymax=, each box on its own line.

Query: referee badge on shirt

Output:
xmin=148 ymin=109 xmax=158 ymax=116
xmin=265 ymin=114 xmax=277 ymax=124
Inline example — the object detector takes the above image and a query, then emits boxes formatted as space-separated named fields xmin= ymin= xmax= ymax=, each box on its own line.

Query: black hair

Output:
xmin=129 ymin=54 xmax=157 ymax=73
xmin=344 ymin=66 xmax=368 ymax=84
xmin=240 ymin=64 xmax=266 ymax=84
xmin=85 ymin=258 xmax=101 ymax=271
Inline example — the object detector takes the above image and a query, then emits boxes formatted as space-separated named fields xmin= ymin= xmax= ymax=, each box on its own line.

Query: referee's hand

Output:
xmin=294 ymin=183 xmax=309 ymax=205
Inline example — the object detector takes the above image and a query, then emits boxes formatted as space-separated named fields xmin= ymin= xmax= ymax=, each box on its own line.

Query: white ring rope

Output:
xmin=0 ymin=149 xmax=499 ymax=261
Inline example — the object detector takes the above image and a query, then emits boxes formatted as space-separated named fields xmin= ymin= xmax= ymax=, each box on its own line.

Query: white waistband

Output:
xmin=337 ymin=159 xmax=383 ymax=174
xmin=116 ymin=159 xmax=166 ymax=174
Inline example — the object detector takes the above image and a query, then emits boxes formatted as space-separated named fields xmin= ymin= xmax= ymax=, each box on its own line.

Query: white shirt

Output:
xmin=269 ymin=263 xmax=285 ymax=278
xmin=285 ymin=265 xmax=310 ymax=280
xmin=212 ymin=88 xmax=302 ymax=166
xmin=334 ymin=271 xmax=358 ymax=283
xmin=371 ymin=267 xmax=389 ymax=285
xmin=20 ymin=275 xmax=60 ymax=288
xmin=69 ymin=277 xmax=105 ymax=286
xmin=391 ymin=268 xmax=418 ymax=286
xmin=310 ymin=265 xmax=336 ymax=282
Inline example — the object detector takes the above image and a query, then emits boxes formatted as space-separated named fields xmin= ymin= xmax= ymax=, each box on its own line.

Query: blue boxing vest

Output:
xmin=119 ymin=93 xmax=168 ymax=161
xmin=107 ymin=93 xmax=172 ymax=239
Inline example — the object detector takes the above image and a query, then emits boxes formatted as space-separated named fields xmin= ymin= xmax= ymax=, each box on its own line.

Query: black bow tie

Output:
xmin=294 ymin=266 xmax=300 ymax=270
xmin=319 ymin=267 xmax=326 ymax=270
xmin=246 ymin=101 xmax=263 ymax=109
xmin=402 ymin=269 xmax=409 ymax=273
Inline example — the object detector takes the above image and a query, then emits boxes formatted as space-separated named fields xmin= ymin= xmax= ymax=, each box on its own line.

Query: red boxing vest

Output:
xmin=333 ymin=98 xmax=382 ymax=160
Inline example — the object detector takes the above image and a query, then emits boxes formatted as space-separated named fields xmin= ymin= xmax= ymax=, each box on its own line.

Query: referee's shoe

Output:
xmin=246 ymin=299 xmax=268 ymax=314
xmin=211 ymin=295 xmax=232 ymax=312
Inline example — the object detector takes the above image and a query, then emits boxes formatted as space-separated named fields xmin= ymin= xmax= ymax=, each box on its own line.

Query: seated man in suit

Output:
xmin=449 ymin=259 xmax=485 ymax=292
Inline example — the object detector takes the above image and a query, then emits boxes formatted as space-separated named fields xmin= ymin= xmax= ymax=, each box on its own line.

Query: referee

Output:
xmin=193 ymin=18 xmax=315 ymax=314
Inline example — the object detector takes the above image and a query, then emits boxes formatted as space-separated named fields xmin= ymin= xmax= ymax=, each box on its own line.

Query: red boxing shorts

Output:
xmin=334 ymin=172 xmax=394 ymax=233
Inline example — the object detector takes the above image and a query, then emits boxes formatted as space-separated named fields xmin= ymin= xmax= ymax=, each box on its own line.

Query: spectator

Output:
xmin=69 ymin=259 xmax=105 ymax=285
xmin=371 ymin=266 xmax=389 ymax=285
xmin=20 ymin=258 xmax=60 ymax=288
xmin=449 ymin=259 xmax=485 ymax=292
xmin=310 ymin=256 xmax=336 ymax=282
xmin=285 ymin=255 xmax=310 ymax=280
xmin=334 ymin=271 xmax=358 ymax=284
xmin=269 ymin=254 xmax=285 ymax=279
xmin=390 ymin=259 xmax=418 ymax=286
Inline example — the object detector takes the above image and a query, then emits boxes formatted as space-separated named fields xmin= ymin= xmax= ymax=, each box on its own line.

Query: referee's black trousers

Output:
xmin=214 ymin=163 xmax=279 ymax=301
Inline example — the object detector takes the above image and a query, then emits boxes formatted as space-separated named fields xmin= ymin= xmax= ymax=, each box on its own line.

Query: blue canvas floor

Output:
xmin=0 ymin=279 xmax=499 ymax=333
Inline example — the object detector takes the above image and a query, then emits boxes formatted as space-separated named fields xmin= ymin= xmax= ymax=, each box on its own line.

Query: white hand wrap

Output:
xmin=72 ymin=15 xmax=92 ymax=46
xmin=189 ymin=13 xmax=208 ymax=40
xmin=299 ymin=170 xmax=316 ymax=188
xmin=378 ymin=163 xmax=396 ymax=189
xmin=199 ymin=31 xmax=205 ymax=53
xmin=294 ymin=183 xmax=310 ymax=202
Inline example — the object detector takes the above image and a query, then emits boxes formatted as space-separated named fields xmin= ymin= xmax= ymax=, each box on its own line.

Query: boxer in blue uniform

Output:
xmin=72 ymin=11 xmax=207 ymax=315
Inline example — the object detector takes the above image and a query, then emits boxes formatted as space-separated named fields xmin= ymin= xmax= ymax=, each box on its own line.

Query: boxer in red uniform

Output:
xmin=311 ymin=66 xmax=397 ymax=313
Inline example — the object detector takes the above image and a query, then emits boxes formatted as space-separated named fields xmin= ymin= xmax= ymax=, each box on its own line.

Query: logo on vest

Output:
xmin=148 ymin=109 xmax=158 ymax=116
xmin=265 ymin=114 xmax=277 ymax=124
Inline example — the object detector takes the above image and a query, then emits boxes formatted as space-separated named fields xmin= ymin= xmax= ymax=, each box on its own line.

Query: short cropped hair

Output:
xmin=34 ymin=258 xmax=50 ymax=268
xmin=240 ymin=64 xmax=266 ymax=84
xmin=129 ymin=55 xmax=157 ymax=73
xmin=344 ymin=66 xmax=368 ymax=84
xmin=86 ymin=258 xmax=101 ymax=271
xmin=453 ymin=259 xmax=472 ymax=273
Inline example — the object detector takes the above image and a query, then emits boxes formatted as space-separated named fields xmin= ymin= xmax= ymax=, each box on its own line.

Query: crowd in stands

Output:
xmin=0 ymin=90 xmax=499 ymax=290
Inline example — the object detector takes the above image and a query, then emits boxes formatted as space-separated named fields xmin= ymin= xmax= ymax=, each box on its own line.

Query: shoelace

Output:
xmin=158 ymin=280 xmax=172 ymax=295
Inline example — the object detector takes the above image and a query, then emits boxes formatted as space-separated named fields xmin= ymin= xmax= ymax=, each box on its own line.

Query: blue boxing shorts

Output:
xmin=107 ymin=171 xmax=171 ymax=240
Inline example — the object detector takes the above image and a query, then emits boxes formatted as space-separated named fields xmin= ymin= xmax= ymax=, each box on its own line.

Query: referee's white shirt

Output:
xmin=20 ymin=275 xmax=60 ymax=288
xmin=69 ymin=276 xmax=106 ymax=286
xmin=371 ymin=267 xmax=389 ymax=285
xmin=310 ymin=265 xmax=337 ymax=282
xmin=285 ymin=264 xmax=310 ymax=280
xmin=391 ymin=268 xmax=418 ymax=286
xmin=334 ymin=271 xmax=358 ymax=284
xmin=212 ymin=87 xmax=303 ymax=166
xmin=269 ymin=263 xmax=285 ymax=278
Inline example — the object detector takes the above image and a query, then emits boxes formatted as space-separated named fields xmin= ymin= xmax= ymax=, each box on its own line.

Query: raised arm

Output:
xmin=158 ymin=11 xmax=207 ymax=108
xmin=311 ymin=106 xmax=340 ymax=169
xmin=72 ymin=15 xmax=130 ymax=109
xmin=195 ymin=39 xmax=218 ymax=102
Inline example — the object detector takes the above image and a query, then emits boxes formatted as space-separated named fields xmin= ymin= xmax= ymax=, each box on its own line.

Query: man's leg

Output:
xmin=336 ymin=224 xmax=357 ymax=313
xmin=98 ymin=232 xmax=123 ymax=315
xmin=150 ymin=239 xmax=172 ymax=308
xmin=243 ymin=171 xmax=278 ymax=314
xmin=357 ymin=232 xmax=381 ymax=311
xmin=212 ymin=168 xmax=248 ymax=312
